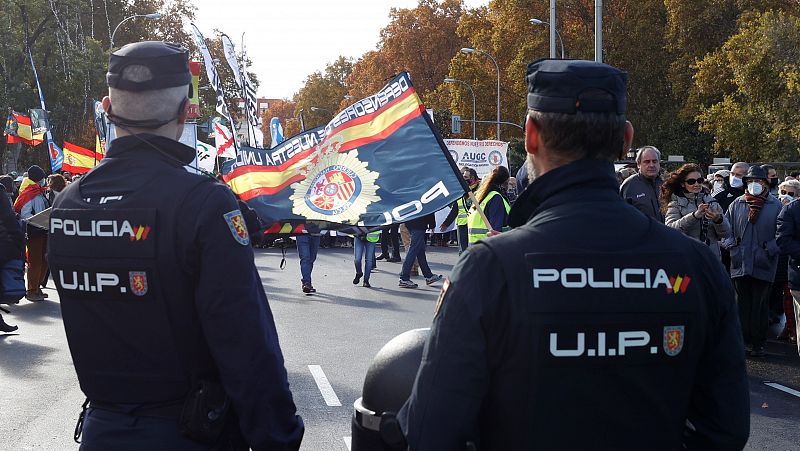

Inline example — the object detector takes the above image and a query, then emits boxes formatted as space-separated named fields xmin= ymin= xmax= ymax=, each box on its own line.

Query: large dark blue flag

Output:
xmin=222 ymin=72 xmax=467 ymax=234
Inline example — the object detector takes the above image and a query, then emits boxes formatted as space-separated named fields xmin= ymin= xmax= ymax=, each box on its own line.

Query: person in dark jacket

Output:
xmin=619 ymin=145 xmax=664 ymax=222
xmin=399 ymin=59 xmax=749 ymax=450
xmin=46 ymin=173 xmax=67 ymax=205
xmin=714 ymin=162 xmax=749 ymax=212
xmin=724 ymin=165 xmax=782 ymax=357
xmin=776 ymin=196 xmax=800 ymax=355
xmin=0 ymin=185 xmax=24 ymax=332
xmin=398 ymin=213 xmax=443 ymax=289
xmin=49 ymin=41 xmax=303 ymax=450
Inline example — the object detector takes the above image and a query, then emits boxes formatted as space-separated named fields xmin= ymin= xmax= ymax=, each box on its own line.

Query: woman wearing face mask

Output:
xmin=662 ymin=164 xmax=730 ymax=260
xmin=711 ymin=170 xmax=730 ymax=195
xmin=723 ymin=165 xmax=783 ymax=358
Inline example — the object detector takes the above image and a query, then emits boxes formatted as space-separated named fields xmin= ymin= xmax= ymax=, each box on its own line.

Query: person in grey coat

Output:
xmin=723 ymin=165 xmax=783 ymax=357
xmin=662 ymin=164 xmax=730 ymax=260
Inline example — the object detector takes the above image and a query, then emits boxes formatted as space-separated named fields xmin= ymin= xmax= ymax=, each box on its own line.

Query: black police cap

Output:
xmin=526 ymin=59 xmax=627 ymax=115
xmin=107 ymin=41 xmax=190 ymax=92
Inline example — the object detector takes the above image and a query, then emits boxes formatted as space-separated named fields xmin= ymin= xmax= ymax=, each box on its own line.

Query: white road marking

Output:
xmin=765 ymin=382 xmax=800 ymax=398
xmin=344 ymin=436 xmax=352 ymax=450
xmin=308 ymin=365 xmax=342 ymax=406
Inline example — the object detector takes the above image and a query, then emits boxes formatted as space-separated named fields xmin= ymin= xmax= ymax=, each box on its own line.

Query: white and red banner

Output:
xmin=444 ymin=139 xmax=508 ymax=179
xmin=212 ymin=119 xmax=236 ymax=159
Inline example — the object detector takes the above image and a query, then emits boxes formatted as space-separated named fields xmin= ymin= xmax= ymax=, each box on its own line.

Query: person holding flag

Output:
xmin=14 ymin=165 xmax=49 ymax=302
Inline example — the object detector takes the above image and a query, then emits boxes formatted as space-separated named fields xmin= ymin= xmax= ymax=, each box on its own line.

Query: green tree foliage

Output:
xmin=694 ymin=10 xmax=800 ymax=161
xmin=0 ymin=0 xmax=195 ymax=170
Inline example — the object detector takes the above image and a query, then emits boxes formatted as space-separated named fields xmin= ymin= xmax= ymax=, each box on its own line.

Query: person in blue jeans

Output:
xmin=353 ymin=230 xmax=381 ymax=288
xmin=399 ymin=213 xmax=443 ymax=288
xmin=296 ymin=234 xmax=321 ymax=293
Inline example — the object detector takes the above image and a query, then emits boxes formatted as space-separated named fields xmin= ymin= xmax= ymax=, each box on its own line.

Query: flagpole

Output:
xmin=22 ymin=6 xmax=61 ymax=172
xmin=240 ymin=34 xmax=252 ymax=146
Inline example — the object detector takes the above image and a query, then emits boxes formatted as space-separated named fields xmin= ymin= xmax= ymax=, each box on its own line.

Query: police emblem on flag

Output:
xmin=223 ymin=210 xmax=250 ymax=246
xmin=290 ymin=149 xmax=380 ymax=224
xmin=129 ymin=271 xmax=148 ymax=296
xmin=663 ymin=326 xmax=685 ymax=356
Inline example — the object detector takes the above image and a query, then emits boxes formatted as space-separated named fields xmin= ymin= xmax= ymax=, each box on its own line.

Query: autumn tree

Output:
xmin=293 ymin=56 xmax=353 ymax=130
xmin=693 ymin=10 xmax=800 ymax=161
xmin=347 ymin=0 xmax=464 ymax=101
xmin=261 ymin=98 xmax=298 ymax=146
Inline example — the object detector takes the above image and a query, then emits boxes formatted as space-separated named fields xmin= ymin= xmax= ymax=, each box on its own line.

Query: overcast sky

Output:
xmin=190 ymin=0 xmax=490 ymax=99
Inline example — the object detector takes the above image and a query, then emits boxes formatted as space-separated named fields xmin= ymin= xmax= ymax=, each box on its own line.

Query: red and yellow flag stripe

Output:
xmin=224 ymin=87 xmax=425 ymax=200
xmin=63 ymin=141 xmax=104 ymax=174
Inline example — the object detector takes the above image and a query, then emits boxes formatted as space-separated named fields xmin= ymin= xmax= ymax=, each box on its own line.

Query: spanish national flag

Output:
xmin=5 ymin=112 xmax=44 ymax=146
xmin=63 ymin=141 xmax=104 ymax=174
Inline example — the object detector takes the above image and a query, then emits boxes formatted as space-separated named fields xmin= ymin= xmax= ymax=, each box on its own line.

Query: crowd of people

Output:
xmin=620 ymin=147 xmax=800 ymax=357
xmin=4 ymin=141 xmax=798 ymax=362
xmin=0 ymin=166 xmax=74 ymax=332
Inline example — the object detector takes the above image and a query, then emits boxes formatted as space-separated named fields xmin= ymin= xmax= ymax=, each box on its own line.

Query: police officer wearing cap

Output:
xmin=398 ymin=59 xmax=750 ymax=450
xmin=49 ymin=42 xmax=303 ymax=450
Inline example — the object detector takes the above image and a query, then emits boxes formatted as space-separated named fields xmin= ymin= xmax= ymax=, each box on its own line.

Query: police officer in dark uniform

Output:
xmin=48 ymin=41 xmax=303 ymax=450
xmin=398 ymin=60 xmax=750 ymax=450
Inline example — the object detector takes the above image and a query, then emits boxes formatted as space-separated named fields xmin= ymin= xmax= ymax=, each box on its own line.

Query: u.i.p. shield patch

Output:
xmin=223 ymin=210 xmax=250 ymax=246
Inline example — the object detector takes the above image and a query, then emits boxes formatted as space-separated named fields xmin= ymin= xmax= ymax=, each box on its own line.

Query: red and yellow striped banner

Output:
xmin=224 ymin=87 xmax=425 ymax=201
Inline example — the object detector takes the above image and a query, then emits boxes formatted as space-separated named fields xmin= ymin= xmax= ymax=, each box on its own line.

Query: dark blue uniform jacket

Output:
xmin=777 ymin=199 xmax=800 ymax=289
xmin=399 ymin=159 xmax=749 ymax=451
xmin=49 ymin=134 xmax=303 ymax=450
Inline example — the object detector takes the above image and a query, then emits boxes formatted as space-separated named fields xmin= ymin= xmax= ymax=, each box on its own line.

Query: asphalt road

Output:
xmin=1 ymin=243 xmax=799 ymax=450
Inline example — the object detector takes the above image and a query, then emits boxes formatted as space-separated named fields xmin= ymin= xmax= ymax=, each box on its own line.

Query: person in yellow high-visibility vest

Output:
xmin=440 ymin=167 xmax=480 ymax=254
xmin=467 ymin=166 xmax=511 ymax=244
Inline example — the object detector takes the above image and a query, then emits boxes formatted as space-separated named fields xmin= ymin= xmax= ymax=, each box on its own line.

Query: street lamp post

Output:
xmin=460 ymin=47 xmax=500 ymax=140
xmin=310 ymin=106 xmax=332 ymax=115
xmin=298 ymin=108 xmax=305 ymax=132
xmin=310 ymin=106 xmax=333 ymax=128
xmin=529 ymin=18 xmax=566 ymax=59
xmin=444 ymin=78 xmax=476 ymax=140
xmin=110 ymin=13 xmax=162 ymax=52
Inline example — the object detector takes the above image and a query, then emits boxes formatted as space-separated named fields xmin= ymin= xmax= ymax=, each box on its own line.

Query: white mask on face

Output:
xmin=747 ymin=181 xmax=764 ymax=196
xmin=713 ymin=181 xmax=723 ymax=192
xmin=730 ymin=175 xmax=743 ymax=188
xmin=780 ymin=193 xmax=794 ymax=204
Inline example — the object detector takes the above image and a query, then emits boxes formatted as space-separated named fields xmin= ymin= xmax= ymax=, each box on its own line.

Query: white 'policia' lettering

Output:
xmin=549 ymin=331 xmax=657 ymax=358
xmin=51 ymin=218 xmax=136 ymax=238
xmin=532 ymin=267 xmax=672 ymax=290
xmin=380 ymin=181 xmax=450 ymax=225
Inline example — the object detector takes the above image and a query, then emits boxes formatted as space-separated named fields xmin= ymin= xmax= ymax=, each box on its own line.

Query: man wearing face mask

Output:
xmin=48 ymin=42 xmax=303 ymax=450
xmin=724 ymin=165 xmax=783 ymax=357
xmin=762 ymin=164 xmax=780 ymax=196
xmin=714 ymin=162 xmax=749 ymax=212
